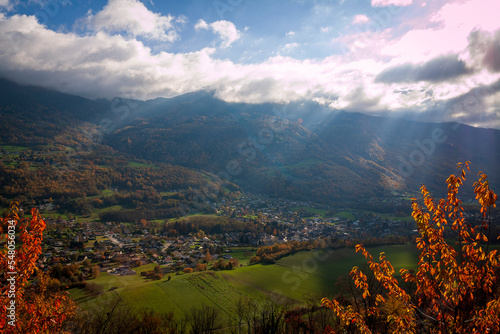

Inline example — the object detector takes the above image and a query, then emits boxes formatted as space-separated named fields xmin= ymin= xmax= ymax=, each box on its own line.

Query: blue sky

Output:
xmin=1 ymin=0 xmax=500 ymax=128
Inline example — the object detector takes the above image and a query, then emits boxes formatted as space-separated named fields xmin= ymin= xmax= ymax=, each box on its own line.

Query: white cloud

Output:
xmin=352 ymin=15 xmax=370 ymax=24
xmin=433 ymin=0 xmax=499 ymax=33
xmin=0 ymin=14 xmax=376 ymax=107
xmin=282 ymin=42 xmax=299 ymax=52
xmin=0 ymin=0 xmax=14 ymax=11
xmin=194 ymin=19 xmax=208 ymax=30
xmin=371 ymin=0 xmax=412 ymax=6
xmin=86 ymin=0 xmax=180 ymax=42
xmin=1 ymin=2 xmax=500 ymax=129
xmin=286 ymin=31 xmax=295 ymax=36
xmin=381 ymin=0 xmax=500 ymax=63
xmin=195 ymin=19 xmax=241 ymax=48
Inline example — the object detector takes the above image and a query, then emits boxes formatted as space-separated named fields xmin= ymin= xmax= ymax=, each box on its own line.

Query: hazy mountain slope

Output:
xmin=105 ymin=92 xmax=500 ymax=202
xmin=1 ymin=78 xmax=499 ymax=204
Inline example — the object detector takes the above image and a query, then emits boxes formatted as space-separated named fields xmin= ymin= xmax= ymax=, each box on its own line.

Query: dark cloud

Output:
xmin=483 ymin=33 xmax=500 ymax=72
xmin=383 ymin=80 xmax=500 ymax=129
xmin=375 ymin=55 xmax=470 ymax=83
xmin=467 ymin=29 xmax=500 ymax=73
xmin=376 ymin=63 xmax=414 ymax=83
xmin=440 ymin=78 xmax=500 ymax=127
xmin=344 ymin=86 xmax=381 ymax=111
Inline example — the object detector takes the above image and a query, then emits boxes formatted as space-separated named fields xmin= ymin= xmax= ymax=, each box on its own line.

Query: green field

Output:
xmin=76 ymin=269 xmax=250 ymax=320
xmin=289 ymin=206 xmax=329 ymax=218
xmin=40 ymin=203 xmax=126 ymax=222
xmin=0 ymin=145 xmax=29 ymax=153
xmin=168 ymin=213 xmax=220 ymax=223
xmin=277 ymin=244 xmax=420 ymax=282
xmin=335 ymin=211 xmax=355 ymax=219
xmin=227 ymin=247 xmax=256 ymax=266
xmin=88 ymin=189 xmax=115 ymax=199
xmin=226 ymin=244 xmax=419 ymax=301
xmin=88 ymin=205 xmax=125 ymax=220
xmin=71 ymin=243 xmax=419 ymax=320
xmin=127 ymin=161 xmax=157 ymax=168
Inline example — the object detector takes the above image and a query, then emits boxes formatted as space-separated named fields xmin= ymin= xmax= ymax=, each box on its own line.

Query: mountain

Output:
xmin=105 ymin=90 xmax=500 ymax=203
xmin=1 ymin=78 xmax=499 ymax=205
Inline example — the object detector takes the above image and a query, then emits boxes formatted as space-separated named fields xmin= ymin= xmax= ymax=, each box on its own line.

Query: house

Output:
xmin=115 ymin=266 xmax=136 ymax=276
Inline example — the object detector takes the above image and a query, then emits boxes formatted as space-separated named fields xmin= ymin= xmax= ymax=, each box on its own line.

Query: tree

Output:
xmin=322 ymin=162 xmax=500 ymax=333
xmin=238 ymin=296 xmax=289 ymax=334
xmin=203 ymin=250 xmax=212 ymax=263
xmin=195 ymin=263 xmax=207 ymax=272
xmin=154 ymin=264 xmax=162 ymax=274
xmin=91 ymin=265 xmax=101 ymax=278
xmin=187 ymin=305 xmax=223 ymax=334
xmin=0 ymin=203 xmax=76 ymax=333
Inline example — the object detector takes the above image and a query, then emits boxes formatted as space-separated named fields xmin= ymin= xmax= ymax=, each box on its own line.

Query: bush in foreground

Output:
xmin=322 ymin=162 xmax=500 ymax=333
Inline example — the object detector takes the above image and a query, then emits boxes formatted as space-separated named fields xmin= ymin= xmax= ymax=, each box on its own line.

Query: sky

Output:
xmin=1 ymin=0 xmax=500 ymax=128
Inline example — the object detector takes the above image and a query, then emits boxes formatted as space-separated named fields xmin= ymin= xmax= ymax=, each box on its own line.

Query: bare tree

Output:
xmin=187 ymin=305 xmax=224 ymax=334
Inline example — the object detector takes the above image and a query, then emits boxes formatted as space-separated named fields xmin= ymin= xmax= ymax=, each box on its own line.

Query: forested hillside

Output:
xmin=1 ymin=79 xmax=500 ymax=214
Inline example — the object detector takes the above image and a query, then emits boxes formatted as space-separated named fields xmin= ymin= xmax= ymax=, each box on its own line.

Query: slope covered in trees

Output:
xmin=2 ymin=79 xmax=500 ymax=208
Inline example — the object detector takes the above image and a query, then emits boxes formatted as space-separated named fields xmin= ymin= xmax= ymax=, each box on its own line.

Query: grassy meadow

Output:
xmin=71 ymin=243 xmax=420 ymax=321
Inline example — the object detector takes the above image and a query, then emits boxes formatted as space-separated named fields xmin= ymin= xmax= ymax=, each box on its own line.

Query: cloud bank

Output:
xmin=0 ymin=0 xmax=499 ymax=129
xmin=375 ymin=55 xmax=470 ymax=83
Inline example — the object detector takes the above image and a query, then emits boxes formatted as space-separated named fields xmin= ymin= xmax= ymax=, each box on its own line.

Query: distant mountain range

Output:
xmin=2 ymin=78 xmax=499 ymax=204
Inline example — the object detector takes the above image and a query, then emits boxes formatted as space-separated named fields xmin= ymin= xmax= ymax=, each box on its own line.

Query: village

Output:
xmin=37 ymin=193 xmax=420 ymax=279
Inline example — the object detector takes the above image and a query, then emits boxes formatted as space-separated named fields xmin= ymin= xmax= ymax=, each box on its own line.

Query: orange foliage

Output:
xmin=322 ymin=162 xmax=500 ymax=333
xmin=0 ymin=203 xmax=76 ymax=333
xmin=254 ymin=240 xmax=316 ymax=263
xmin=195 ymin=263 xmax=207 ymax=272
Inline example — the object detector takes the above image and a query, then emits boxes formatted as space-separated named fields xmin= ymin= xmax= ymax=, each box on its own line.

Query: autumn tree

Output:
xmin=203 ymin=250 xmax=212 ymax=263
xmin=0 ymin=203 xmax=76 ymax=333
xmin=195 ymin=263 xmax=207 ymax=272
xmin=322 ymin=162 xmax=500 ymax=333
xmin=91 ymin=265 xmax=101 ymax=279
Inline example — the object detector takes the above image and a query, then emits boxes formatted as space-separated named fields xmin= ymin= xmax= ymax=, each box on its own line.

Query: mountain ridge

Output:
xmin=1 ymin=78 xmax=499 ymax=205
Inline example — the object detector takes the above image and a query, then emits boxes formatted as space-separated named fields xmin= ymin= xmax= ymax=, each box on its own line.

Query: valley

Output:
xmin=1 ymin=79 xmax=500 ymax=332
xmin=2 ymin=1 xmax=500 ymax=331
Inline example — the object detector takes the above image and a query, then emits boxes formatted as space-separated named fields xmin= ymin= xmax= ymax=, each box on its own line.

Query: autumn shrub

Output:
xmin=322 ymin=162 xmax=500 ymax=333
xmin=0 ymin=203 xmax=76 ymax=333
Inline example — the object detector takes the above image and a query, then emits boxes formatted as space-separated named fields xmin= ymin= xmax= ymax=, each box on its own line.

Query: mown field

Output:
xmin=71 ymin=243 xmax=420 ymax=321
